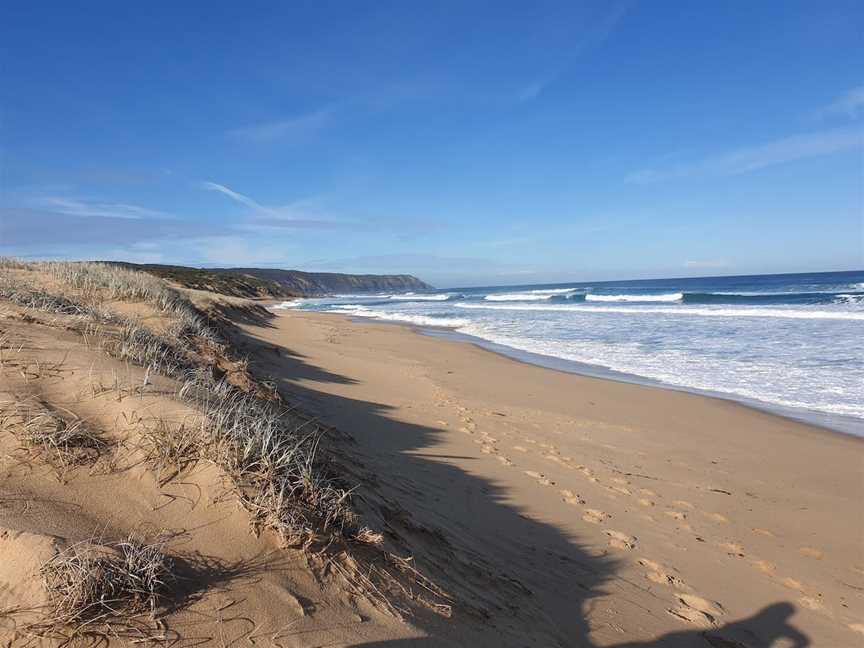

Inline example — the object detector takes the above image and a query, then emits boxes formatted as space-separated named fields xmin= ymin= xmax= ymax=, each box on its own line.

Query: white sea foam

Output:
xmin=388 ymin=293 xmax=451 ymax=301
xmin=328 ymin=305 xmax=470 ymax=328
xmin=585 ymin=292 xmax=683 ymax=302
xmin=485 ymin=288 xmax=580 ymax=301
xmin=454 ymin=302 xmax=864 ymax=320
xmin=457 ymin=323 xmax=864 ymax=420
xmin=270 ymin=300 xmax=303 ymax=309
xmin=485 ymin=293 xmax=556 ymax=301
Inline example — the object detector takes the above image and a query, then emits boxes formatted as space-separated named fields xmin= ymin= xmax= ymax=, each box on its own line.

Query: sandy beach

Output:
xmin=233 ymin=309 xmax=864 ymax=647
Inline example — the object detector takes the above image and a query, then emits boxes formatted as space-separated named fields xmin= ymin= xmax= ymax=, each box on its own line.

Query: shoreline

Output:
xmin=422 ymin=326 xmax=864 ymax=438
xmin=272 ymin=306 xmax=864 ymax=437
xmin=243 ymin=308 xmax=864 ymax=645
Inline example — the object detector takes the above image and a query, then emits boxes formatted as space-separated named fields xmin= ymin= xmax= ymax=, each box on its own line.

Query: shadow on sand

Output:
xmin=230 ymin=321 xmax=810 ymax=648
xmin=349 ymin=602 xmax=807 ymax=647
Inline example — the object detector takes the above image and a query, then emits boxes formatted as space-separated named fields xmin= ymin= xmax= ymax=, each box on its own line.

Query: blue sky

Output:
xmin=1 ymin=1 xmax=862 ymax=287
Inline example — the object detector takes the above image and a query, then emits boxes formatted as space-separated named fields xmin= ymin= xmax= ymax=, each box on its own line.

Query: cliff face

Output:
xmin=219 ymin=268 xmax=433 ymax=295
xmin=107 ymin=263 xmax=432 ymax=297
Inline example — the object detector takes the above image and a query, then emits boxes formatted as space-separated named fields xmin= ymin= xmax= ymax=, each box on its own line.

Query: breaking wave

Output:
xmin=327 ymin=305 xmax=470 ymax=328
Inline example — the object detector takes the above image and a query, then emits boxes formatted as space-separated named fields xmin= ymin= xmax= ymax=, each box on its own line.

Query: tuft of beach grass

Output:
xmin=0 ymin=399 xmax=109 ymax=476
xmin=33 ymin=533 xmax=175 ymax=638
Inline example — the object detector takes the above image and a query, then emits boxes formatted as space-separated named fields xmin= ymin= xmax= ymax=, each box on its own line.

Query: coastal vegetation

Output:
xmin=105 ymin=261 xmax=432 ymax=297
xmin=0 ymin=259 xmax=446 ymax=642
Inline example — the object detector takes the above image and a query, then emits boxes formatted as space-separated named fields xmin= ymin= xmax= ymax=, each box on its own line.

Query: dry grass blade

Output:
xmin=0 ymin=280 xmax=90 ymax=316
xmin=175 ymin=367 xmax=359 ymax=548
xmin=137 ymin=417 xmax=204 ymax=485
xmin=0 ymin=399 xmax=109 ymax=475
xmin=35 ymin=533 xmax=175 ymax=637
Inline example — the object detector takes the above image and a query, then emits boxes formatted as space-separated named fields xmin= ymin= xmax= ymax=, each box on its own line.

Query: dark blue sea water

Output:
xmin=272 ymin=271 xmax=864 ymax=434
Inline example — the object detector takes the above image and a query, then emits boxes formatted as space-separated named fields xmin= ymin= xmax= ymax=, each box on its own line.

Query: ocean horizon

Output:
xmin=273 ymin=269 xmax=864 ymax=435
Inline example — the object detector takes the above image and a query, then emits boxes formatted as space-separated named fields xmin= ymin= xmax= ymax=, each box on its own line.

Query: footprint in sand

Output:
xmin=665 ymin=510 xmax=688 ymax=521
xmin=672 ymin=500 xmax=694 ymax=510
xmin=638 ymin=498 xmax=655 ymax=507
xmin=560 ymin=489 xmax=586 ymax=506
xmin=544 ymin=454 xmax=572 ymax=469
xmin=523 ymin=470 xmax=554 ymax=486
xmin=781 ymin=577 xmax=805 ymax=592
xmin=702 ymin=512 xmax=729 ymax=524
xmin=604 ymin=529 xmax=637 ymax=550
xmin=667 ymin=594 xmax=724 ymax=627
xmin=752 ymin=527 xmax=775 ymax=537
xmin=638 ymin=559 xmax=687 ymax=589
xmin=607 ymin=485 xmax=632 ymax=496
xmin=719 ymin=542 xmax=745 ymax=558
xmin=496 ymin=455 xmax=513 ymax=466
xmin=798 ymin=596 xmax=825 ymax=611
xmin=799 ymin=546 xmax=823 ymax=559
xmin=640 ymin=488 xmax=658 ymax=498
xmin=513 ymin=445 xmax=528 ymax=452
xmin=583 ymin=509 xmax=609 ymax=524
xmin=576 ymin=465 xmax=599 ymax=483
xmin=751 ymin=559 xmax=775 ymax=574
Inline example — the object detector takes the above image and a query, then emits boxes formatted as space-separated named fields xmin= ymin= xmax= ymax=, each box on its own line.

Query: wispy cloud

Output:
xmin=202 ymin=181 xmax=270 ymax=213
xmin=517 ymin=1 xmax=631 ymax=102
xmin=37 ymin=197 xmax=170 ymax=219
xmin=228 ymin=107 xmax=332 ymax=143
xmin=627 ymin=128 xmax=864 ymax=184
xmin=0 ymin=207 xmax=204 ymax=248
xmin=820 ymin=85 xmax=864 ymax=119
xmin=202 ymin=180 xmax=365 ymax=230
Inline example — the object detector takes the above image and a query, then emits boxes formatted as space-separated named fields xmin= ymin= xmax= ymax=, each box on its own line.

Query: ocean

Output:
xmin=271 ymin=270 xmax=864 ymax=435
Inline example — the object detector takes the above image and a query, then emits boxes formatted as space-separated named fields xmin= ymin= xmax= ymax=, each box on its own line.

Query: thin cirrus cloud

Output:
xmin=228 ymin=107 xmax=332 ymax=143
xmin=627 ymin=127 xmax=864 ymax=184
xmin=516 ymin=1 xmax=631 ymax=103
xmin=37 ymin=197 xmax=172 ymax=219
xmin=0 ymin=207 xmax=205 ymax=248
xmin=202 ymin=181 xmax=367 ymax=231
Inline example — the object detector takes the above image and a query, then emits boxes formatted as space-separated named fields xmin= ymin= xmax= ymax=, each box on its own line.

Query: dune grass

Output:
xmin=36 ymin=534 xmax=175 ymax=637
xmin=0 ymin=399 xmax=109 ymax=476
xmin=175 ymin=367 xmax=369 ymax=547
xmin=0 ymin=279 xmax=92 ymax=316
xmin=2 ymin=259 xmax=219 ymax=343
xmin=0 ymin=258 xmax=446 ymax=621
xmin=136 ymin=417 xmax=204 ymax=486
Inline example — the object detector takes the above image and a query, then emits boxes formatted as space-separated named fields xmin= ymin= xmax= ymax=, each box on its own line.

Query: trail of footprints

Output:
xmin=443 ymin=397 xmax=840 ymax=628
xmin=461 ymin=398 xmax=857 ymax=635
